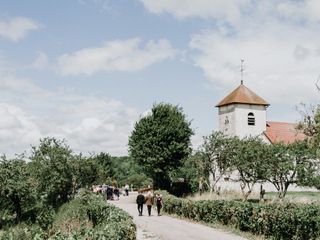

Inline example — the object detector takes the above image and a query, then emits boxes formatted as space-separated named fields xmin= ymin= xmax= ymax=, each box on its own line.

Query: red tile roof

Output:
xmin=263 ymin=121 xmax=306 ymax=144
xmin=216 ymin=83 xmax=269 ymax=107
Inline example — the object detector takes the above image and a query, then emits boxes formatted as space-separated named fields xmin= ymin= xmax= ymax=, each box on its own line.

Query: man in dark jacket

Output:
xmin=136 ymin=191 xmax=145 ymax=216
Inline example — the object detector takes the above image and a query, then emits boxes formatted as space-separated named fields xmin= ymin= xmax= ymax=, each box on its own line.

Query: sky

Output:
xmin=0 ymin=0 xmax=319 ymax=157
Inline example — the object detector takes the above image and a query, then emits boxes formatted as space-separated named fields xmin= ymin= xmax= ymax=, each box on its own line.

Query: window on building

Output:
xmin=248 ymin=112 xmax=255 ymax=125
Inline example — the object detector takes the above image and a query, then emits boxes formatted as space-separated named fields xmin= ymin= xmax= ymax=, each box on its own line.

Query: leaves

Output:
xmin=128 ymin=103 xmax=193 ymax=190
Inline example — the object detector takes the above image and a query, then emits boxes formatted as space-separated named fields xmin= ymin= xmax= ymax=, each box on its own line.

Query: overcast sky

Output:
xmin=0 ymin=0 xmax=319 ymax=157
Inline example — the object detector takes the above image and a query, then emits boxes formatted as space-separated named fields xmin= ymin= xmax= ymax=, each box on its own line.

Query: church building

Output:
xmin=215 ymin=81 xmax=305 ymax=144
xmin=213 ymin=81 xmax=307 ymax=192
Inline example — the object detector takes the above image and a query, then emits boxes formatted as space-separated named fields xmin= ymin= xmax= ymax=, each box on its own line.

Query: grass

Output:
xmin=265 ymin=191 xmax=320 ymax=203
xmin=188 ymin=190 xmax=259 ymax=201
xmin=188 ymin=190 xmax=320 ymax=203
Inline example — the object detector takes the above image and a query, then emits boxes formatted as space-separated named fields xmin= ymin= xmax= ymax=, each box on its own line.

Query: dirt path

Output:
xmin=111 ymin=192 xmax=247 ymax=240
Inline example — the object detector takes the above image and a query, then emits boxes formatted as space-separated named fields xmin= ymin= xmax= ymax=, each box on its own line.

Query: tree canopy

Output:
xmin=297 ymin=104 xmax=320 ymax=189
xmin=128 ymin=103 xmax=193 ymax=190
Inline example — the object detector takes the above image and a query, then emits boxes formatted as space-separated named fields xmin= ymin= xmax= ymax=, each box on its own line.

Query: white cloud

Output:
xmin=277 ymin=0 xmax=320 ymax=22
xmin=0 ymin=103 xmax=41 ymax=157
xmin=0 ymin=59 xmax=139 ymax=157
xmin=0 ymin=17 xmax=40 ymax=42
xmin=30 ymin=51 xmax=48 ymax=69
xmin=190 ymin=22 xmax=320 ymax=105
xmin=37 ymin=95 xmax=139 ymax=156
xmin=139 ymin=0 xmax=250 ymax=22
xmin=139 ymin=0 xmax=320 ymax=24
xmin=154 ymin=1 xmax=316 ymax=107
xmin=57 ymin=38 xmax=177 ymax=76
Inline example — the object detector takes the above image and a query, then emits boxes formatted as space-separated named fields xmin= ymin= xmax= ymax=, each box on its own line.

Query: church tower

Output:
xmin=215 ymin=82 xmax=269 ymax=138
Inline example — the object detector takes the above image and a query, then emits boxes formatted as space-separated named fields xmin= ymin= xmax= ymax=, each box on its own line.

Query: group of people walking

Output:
xmin=136 ymin=191 xmax=163 ymax=216
xmin=92 ymin=183 xmax=130 ymax=200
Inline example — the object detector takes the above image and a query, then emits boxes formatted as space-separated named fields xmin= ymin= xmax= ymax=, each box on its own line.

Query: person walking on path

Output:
xmin=145 ymin=191 xmax=154 ymax=216
xmin=136 ymin=190 xmax=145 ymax=216
xmin=155 ymin=193 xmax=163 ymax=216
xmin=114 ymin=186 xmax=120 ymax=200
xmin=124 ymin=183 xmax=129 ymax=196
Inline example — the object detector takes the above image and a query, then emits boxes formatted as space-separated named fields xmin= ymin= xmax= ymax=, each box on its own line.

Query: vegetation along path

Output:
xmin=111 ymin=192 xmax=247 ymax=240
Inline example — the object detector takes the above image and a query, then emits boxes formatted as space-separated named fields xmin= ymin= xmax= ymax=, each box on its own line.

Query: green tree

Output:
xmin=128 ymin=103 xmax=193 ymax=191
xmin=0 ymin=157 xmax=34 ymax=223
xmin=111 ymin=156 xmax=151 ymax=188
xmin=298 ymin=104 xmax=320 ymax=154
xmin=71 ymin=154 xmax=99 ymax=190
xmin=178 ymin=152 xmax=207 ymax=194
xmin=230 ymin=137 xmax=268 ymax=200
xmin=297 ymin=104 xmax=320 ymax=189
xmin=264 ymin=140 xmax=315 ymax=198
xmin=30 ymin=137 xmax=74 ymax=208
xmin=198 ymin=131 xmax=234 ymax=193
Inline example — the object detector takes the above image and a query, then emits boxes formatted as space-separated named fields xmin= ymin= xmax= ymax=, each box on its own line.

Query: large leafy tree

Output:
xmin=0 ymin=157 xmax=34 ymax=223
xmin=128 ymin=103 xmax=193 ymax=190
xmin=30 ymin=137 xmax=74 ymax=208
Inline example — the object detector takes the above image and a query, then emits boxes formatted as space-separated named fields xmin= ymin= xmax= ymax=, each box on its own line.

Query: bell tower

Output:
xmin=215 ymin=83 xmax=269 ymax=138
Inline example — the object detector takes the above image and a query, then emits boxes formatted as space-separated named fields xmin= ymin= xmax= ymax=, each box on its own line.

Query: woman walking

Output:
xmin=145 ymin=191 xmax=154 ymax=216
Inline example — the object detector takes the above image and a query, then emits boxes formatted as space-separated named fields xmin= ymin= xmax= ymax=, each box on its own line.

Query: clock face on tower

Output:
xmin=224 ymin=116 xmax=229 ymax=125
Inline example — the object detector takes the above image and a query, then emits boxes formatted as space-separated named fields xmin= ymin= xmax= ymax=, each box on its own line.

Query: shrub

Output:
xmin=159 ymin=191 xmax=320 ymax=240
xmin=49 ymin=190 xmax=136 ymax=240
xmin=1 ymin=190 xmax=136 ymax=239
xmin=0 ymin=224 xmax=46 ymax=240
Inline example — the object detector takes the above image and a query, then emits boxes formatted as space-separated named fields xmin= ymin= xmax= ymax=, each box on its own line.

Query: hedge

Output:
xmin=159 ymin=191 xmax=320 ymax=240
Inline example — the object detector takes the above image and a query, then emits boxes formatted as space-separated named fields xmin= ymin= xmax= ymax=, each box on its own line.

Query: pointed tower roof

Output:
xmin=216 ymin=83 xmax=269 ymax=107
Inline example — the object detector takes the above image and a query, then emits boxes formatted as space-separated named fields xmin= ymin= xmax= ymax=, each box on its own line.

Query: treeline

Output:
xmin=0 ymin=137 xmax=149 ymax=231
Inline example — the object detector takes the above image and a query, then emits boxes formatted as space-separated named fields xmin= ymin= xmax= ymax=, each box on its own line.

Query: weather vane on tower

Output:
xmin=240 ymin=59 xmax=244 ymax=85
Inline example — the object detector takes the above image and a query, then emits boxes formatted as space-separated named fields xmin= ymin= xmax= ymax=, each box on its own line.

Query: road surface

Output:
xmin=111 ymin=192 xmax=247 ymax=240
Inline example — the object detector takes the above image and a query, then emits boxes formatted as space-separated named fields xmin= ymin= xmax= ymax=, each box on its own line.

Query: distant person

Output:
xmin=145 ymin=191 xmax=154 ymax=216
xmin=106 ymin=186 xmax=113 ymax=200
xmin=114 ymin=186 xmax=120 ymax=200
xmin=124 ymin=183 xmax=129 ymax=196
xmin=155 ymin=193 xmax=163 ymax=216
xmin=136 ymin=190 xmax=145 ymax=216
xmin=199 ymin=177 xmax=203 ymax=196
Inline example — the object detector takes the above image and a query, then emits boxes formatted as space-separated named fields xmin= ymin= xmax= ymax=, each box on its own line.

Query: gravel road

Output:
xmin=111 ymin=192 xmax=247 ymax=240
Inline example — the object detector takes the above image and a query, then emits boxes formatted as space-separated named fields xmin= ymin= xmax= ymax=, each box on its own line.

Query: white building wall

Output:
xmin=218 ymin=105 xmax=235 ymax=136
xmin=234 ymin=104 xmax=267 ymax=138
xmin=216 ymin=179 xmax=313 ymax=193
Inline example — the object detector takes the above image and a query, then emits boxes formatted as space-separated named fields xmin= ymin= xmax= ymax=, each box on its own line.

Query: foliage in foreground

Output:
xmin=159 ymin=191 xmax=320 ymax=240
xmin=1 ymin=190 xmax=136 ymax=240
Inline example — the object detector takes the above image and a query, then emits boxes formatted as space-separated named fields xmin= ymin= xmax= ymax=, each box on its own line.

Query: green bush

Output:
xmin=1 ymin=190 xmax=136 ymax=239
xmin=49 ymin=190 xmax=136 ymax=240
xmin=0 ymin=223 xmax=46 ymax=240
xmin=159 ymin=191 xmax=320 ymax=240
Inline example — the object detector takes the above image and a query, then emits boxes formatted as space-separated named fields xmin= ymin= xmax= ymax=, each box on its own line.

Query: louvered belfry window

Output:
xmin=248 ymin=112 xmax=255 ymax=125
